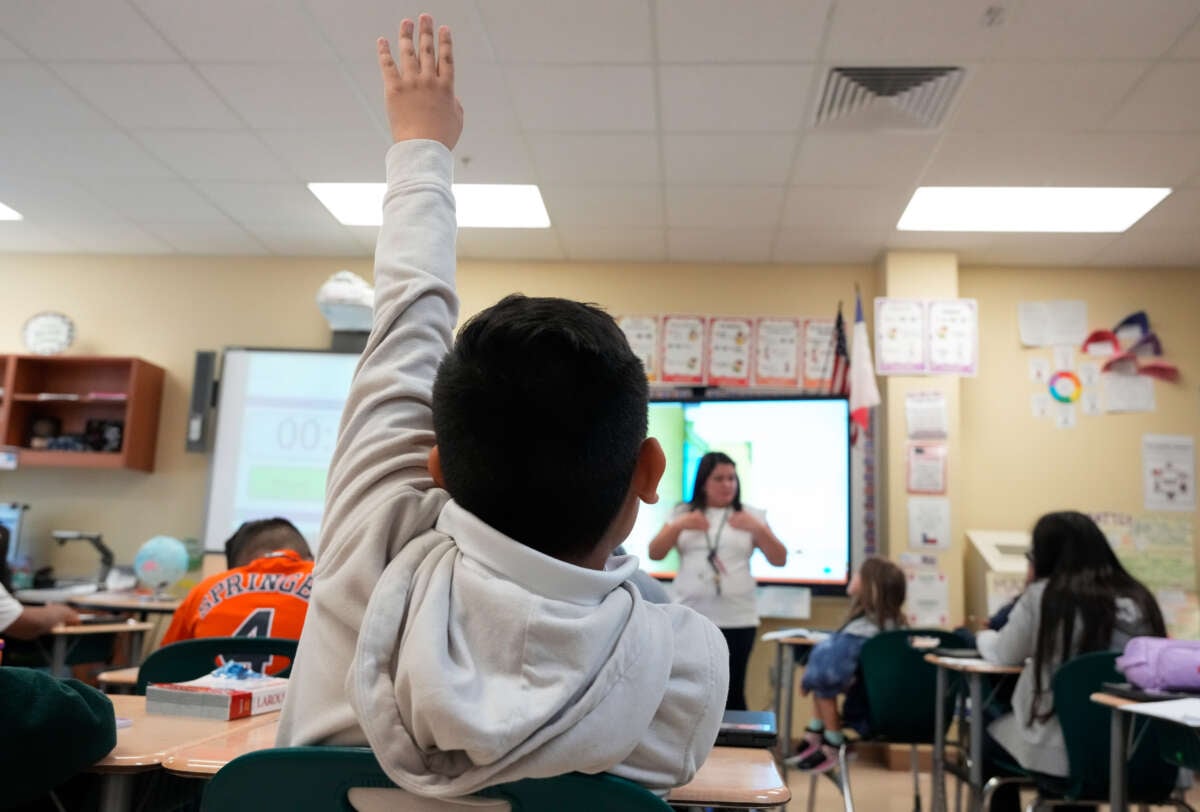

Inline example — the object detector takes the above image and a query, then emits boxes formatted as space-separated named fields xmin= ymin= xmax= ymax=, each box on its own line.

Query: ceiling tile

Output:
xmin=886 ymin=231 xmax=998 ymax=253
xmin=452 ymin=129 xmax=535 ymax=184
xmin=197 ymin=63 xmax=378 ymax=131
xmin=0 ymin=32 xmax=25 ymax=59
xmin=825 ymin=0 xmax=1005 ymax=62
xmin=65 ymin=221 xmax=175 ymax=253
xmin=539 ymin=185 xmax=663 ymax=227
xmin=527 ymin=133 xmax=660 ymax=183
xmin=77 ymin=180 xmax=231 ymax=223
xmin=958 ymin=234 xmax=1121 ymax=267
xmin=132 ymin=0 xmax=334 ymax=62
xmin=1130 ymin=188 xmax=1200 ymax=228
xmin=256 ymin=129 xmax=391 ymax=182
xmin=456 ymin=228 xmax=565 ymax=260
xmin=140 ymin=221 xmax=267 ymax=254
xmin=1104 ymin=61 xmax=1200 ymax=132
xmin=1172 ymin=19 xmax=1200 ymax=57
xmin=53 ymin=63 xmax=241 ymax=129
xmin=949 ymin=62 xmax=1148 ymax=132
xmin=655 ymin=0 xmax=831 ymax=63
xmin=922 ymin=132 xmax=1200 ymax=186
xmin=782 ymin=186 xmax=912 ymax=230
xmin=0 ymin=131 xmax=174 ymax=180
xmin=196 ymin=182 xmax=340 ymax=226
xmin=792 ymin=132 xmax=937 ymax=187
xmin=135 ymin=130 xmax=295 ymax=181
xmin=659 ymin=65 xmax=816 ymax=132
xmin=506 ymin=66 xmax=656 ymax=131
xmin=1089 ymin=228 xmax=1200 ymax=267
xmin=665 ymin=186 xmax=785 ymax=228
xmin=0 ymin=221 xmax=76 ymax=252
xmin=557 ymin=226 xmax=666 ymax=262
xmin=772 ymin=229 xmax=887 ymax=264
xmin=0 ymin=62 xmax=111 ymax=132
xmin=0 ymin=0 xmax=177 ymax=60
xmin=346 ymin=225 xmax=379 ymax=253
xmin=241 ymin=221 xmax=364 ymax=256
xmin=305 ymin=0 xmax=496 ymax=66
xmin=0 ymin=177 xmax=122 ymax=225
xmin=477 ymin=0 xmax=652 ymax=63
xmin=997 ymin=0 xmax=1200 ymax=59
xmin=667 ymin=228 xmax=774 ymax=263
xmin=663 ymin=133 xmax=796 ymax=184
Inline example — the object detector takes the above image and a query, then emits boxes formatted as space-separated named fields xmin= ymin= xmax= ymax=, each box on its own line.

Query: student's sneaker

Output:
xmin=783 ymin=732 xmax=824 ymax=766
xmin=792 ymin=744 xmax=839 ymax=774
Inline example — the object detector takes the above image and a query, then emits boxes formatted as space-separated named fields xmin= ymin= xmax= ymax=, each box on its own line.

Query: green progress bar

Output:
xmin=247 ymin=466 xmax=328 ymax=501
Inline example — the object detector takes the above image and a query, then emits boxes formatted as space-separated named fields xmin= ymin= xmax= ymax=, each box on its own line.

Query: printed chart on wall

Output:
xmin=1093 ymin=511 xmax=1199 ymax=639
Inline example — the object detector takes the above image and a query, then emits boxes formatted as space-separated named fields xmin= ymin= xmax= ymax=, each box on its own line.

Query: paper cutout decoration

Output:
xmin=1049 ymin=371 xmax=1082 ymax=403
xmin=1129 ymin=332 xmax=1163 ymax=357
xmin=1139 ymin=360 xmax=1180 ymax=382
xmin=1102 ymin=353 xmax=1139 ymax=375
xmin=1081 ymin=329 xmax=1120 ymax=357
xmin=1114 ymin=311 xmax=1150 ymax=348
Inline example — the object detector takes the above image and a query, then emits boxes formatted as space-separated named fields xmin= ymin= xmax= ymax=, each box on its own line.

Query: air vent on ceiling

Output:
xmin=814 ymin=67 xmax=964 ymax=130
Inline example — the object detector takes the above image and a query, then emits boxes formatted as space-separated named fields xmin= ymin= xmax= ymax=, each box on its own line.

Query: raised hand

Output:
xmin=377 ymin=14 xmax=464 ymax=149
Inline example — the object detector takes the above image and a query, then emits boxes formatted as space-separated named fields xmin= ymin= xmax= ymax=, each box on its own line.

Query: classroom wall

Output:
xmin=0 ymin=252 xmax=877 ymax=577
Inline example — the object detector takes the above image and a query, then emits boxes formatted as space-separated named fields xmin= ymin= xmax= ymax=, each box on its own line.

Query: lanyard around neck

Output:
xmin=704 ymin=507 xmax=731 ymax=555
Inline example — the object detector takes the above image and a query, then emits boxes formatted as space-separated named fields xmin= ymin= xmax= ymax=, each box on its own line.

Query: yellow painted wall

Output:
xmin=0 ymin=252 xmax=875 ymax=577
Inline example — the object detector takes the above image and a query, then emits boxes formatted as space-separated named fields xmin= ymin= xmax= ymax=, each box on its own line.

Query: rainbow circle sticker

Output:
xmin=1048 ymin=371 xmax=1082 ymax=403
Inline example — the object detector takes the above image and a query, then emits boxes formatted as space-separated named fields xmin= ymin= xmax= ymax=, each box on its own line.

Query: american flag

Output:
xmin=828 ymin=302 xmax=850 ymax=398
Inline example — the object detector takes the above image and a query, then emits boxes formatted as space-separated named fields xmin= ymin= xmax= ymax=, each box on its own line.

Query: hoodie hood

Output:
xmin=347 ymin=500 xmax=680 ymax=797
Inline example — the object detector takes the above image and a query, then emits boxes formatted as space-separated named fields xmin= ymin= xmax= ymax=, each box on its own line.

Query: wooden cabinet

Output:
xmin=0 ymin=355 xmax=164 ymax=472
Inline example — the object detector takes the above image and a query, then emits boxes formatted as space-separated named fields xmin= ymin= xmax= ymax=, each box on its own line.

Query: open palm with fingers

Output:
xmin=377 ymin=14 xmax=463 ymax=149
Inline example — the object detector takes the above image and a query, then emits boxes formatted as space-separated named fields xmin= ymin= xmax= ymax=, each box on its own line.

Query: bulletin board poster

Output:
xmin=927 ymin=298 xmax=978 ymax=376
xmin=906 ymin=441 xmax=948 ymax=494
xmin=802 ymin=318 xmax=835 ymax=390
xmin=617 ymin=315 xmax=659 ymax=382
xmin=1095 ymin=512 xmax=1199 ymax=639
xmin=875 ymin=298 xmax=926 ymax=375
xmin=708 ymin=317 xmax=754 ymax=387
xmin=754 ymin=317 xmax=801 ymax=388
xmin=659 ymin=315 xmax=707 ymax=385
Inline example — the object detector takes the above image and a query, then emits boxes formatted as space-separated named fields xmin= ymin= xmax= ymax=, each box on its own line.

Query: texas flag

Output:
xmin=848 ymin=291 xmax=881 ymax=432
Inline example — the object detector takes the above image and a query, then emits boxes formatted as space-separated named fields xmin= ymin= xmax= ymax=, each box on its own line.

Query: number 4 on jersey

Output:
xmin=222 ymin=608 xmax=277 ymax=673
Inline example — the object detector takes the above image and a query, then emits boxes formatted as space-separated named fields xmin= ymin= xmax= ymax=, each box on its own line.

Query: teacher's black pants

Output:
xmin=720 ymin=626 xmax=757 ymax=711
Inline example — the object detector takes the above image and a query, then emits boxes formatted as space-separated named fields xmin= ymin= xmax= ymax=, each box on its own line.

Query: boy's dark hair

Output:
xmin=432 ymin=294 xmax=649 ymax=562
xmin=223 ymin=518 xmax=312 ymax=569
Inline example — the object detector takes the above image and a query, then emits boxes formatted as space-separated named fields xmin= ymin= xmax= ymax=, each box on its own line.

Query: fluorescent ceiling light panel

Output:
xmin=897 ymin=187 xmax=1171 ymax=232
xmin=308 ymin=183 xmax=550 ymax=228
xmin=0 ymin=200 xmax=23 ymax=221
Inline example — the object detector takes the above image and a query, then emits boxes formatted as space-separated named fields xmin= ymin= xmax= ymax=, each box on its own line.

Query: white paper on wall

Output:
xmin=908 ymin=496 xmax=951 ymax=551
xmin=1017 ymin=300 xmax=1087 ymax=348
xmin=1143 ymin=434 xmax=1196 ymax=512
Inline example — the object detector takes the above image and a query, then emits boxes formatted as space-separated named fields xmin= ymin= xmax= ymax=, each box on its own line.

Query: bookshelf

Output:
xmin=0 ymin=356 xmax=164 ymax=472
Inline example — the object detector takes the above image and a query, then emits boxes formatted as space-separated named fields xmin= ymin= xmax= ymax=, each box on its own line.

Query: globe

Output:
xmin=134 ymin=535 xmax=190 ymax=594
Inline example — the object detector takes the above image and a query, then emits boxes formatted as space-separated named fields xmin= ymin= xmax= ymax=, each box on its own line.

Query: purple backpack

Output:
xmin=1116 ymin=637 xmax=1200 ymax=692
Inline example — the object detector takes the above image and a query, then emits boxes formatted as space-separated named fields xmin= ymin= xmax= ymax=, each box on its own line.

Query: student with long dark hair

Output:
xmin=648 ymin=451 xmax=788 ymax=710
xmin=978 ymin=511 xmax=1166 ymax=810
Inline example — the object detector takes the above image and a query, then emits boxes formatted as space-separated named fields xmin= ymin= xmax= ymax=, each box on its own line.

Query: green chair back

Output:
xmin=859 ymin=628 xmax=967 ymax=744
xmin=136 ymin=637 xmax=297 ymax=694
xmin=1050 ymin=650 xmax=1178 ymax=803
xmin=201 ymin=746 xmax=672 ymax=811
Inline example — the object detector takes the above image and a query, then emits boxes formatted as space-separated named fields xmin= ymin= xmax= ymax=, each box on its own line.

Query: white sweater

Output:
xmin=276 ymin=140 xmax=728 ymax=797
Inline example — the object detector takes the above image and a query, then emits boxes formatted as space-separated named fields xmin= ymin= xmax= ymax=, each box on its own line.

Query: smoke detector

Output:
xmin=814 ymin=67 xmax=964 ymax=130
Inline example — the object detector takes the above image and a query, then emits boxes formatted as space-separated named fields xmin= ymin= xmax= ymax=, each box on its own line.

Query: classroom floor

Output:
xmin=783 ymin=760 xmax=1200 ymax=811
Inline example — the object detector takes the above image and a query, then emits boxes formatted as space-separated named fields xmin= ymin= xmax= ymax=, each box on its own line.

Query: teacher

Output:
xmin=648 ymin=451 xmax=787 ymax=710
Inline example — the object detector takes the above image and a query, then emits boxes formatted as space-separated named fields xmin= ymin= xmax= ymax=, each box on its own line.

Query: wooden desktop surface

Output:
xmin=1091 ymin=691 xmax=1135 ymax=710
xmin=70 ymin=591 xmax=180 ymax=614
xmin=53 ymin=620 xmax=154 ymax=636
xmin=97 ymin=666 xmax=139 ymax=688
xmin=923 ymin=653 xmax=1024 ymax=675
xmin=94 ymin=694 xmax=278 ymax=773
xmin=163 ymin=717 xmax=789 ymax=807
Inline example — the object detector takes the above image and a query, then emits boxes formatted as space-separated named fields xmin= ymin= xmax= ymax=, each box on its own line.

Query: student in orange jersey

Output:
xmin=160 ymin=518 xmax=314 ymax=674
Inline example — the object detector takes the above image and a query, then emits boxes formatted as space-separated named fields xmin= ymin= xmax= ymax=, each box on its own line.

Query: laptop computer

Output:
xmin=715 ymin=710 xmax=778 ymax=748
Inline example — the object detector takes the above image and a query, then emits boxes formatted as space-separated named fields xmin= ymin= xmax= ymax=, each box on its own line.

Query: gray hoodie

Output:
xmin=276 ymin=140 xmax=728 ymax=797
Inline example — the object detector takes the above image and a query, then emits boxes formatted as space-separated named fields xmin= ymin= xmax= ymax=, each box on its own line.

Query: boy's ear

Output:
xmin=428 ymin=445 xmax=446 ymax=489
xmin=633 ymin=438 xmax=666 ymax=505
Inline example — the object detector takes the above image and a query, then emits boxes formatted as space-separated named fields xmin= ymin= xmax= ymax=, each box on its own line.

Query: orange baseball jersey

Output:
xmin=160 ymin=549 xmax=314 ymax=674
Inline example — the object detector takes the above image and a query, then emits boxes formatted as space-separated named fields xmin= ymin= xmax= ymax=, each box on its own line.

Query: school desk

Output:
xmin=1092 ymin=691 xmax=1200 ymax=812
xmin=90 ymin=693 xmax=278 ymax=812
xmin=925 ymin=653 xmax=1023 ymax=812
xmin=35 ymin=620 xmax=153 ymax=678
xmin=767 ymin=633 xmax=824 ymax=763
xmin=97 ymin=666 xmax=139 ymax=693
xmin=162 ymin=718 xmax=791 ymax=809
xmin=70 ymin=590 xmax=180 ymax=621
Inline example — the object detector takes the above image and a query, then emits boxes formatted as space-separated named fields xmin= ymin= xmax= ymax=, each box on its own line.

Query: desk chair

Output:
xmin=798 ymin=629 xmax=966 ymax=812
xmin=201 ymin=746 xmax=672 ymax=811
xmin=985 ymin=651 xmax=1191 ymax=811
xmin=135 ymin=637 xmax=298 ymax=694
